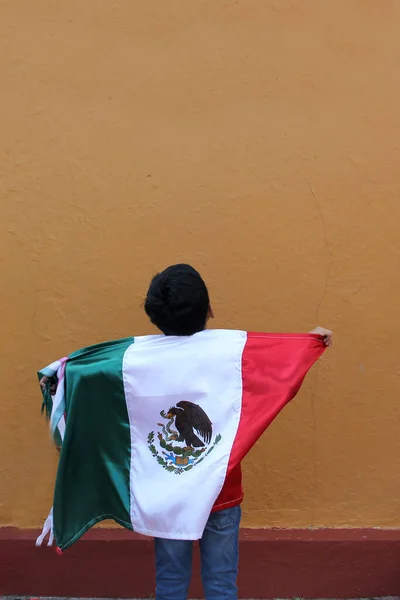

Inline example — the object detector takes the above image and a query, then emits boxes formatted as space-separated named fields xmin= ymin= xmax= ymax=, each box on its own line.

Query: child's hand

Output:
xmin=309 ymin=326 xmax=333 ymax=347
xmin=39 ymin=376 xmax=57 ymax=395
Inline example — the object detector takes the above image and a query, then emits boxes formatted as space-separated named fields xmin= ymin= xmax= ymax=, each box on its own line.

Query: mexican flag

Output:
xmin=38 ymin=330 xmax=326 ymax=550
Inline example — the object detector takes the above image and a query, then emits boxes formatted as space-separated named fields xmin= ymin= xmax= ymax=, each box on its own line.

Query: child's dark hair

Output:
xmin=144 ymin=264 xmax=210 ymax=336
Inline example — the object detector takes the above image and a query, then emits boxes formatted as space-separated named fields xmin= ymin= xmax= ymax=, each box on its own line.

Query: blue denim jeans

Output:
xmin=154 ymin=505 xmax=241 ymax=600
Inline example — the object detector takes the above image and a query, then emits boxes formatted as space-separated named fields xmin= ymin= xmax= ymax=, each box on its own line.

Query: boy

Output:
xmin=143 ymin=264 xmax=332 ymax=600
xmin=40 ymin=263 xmax=332 ymax=600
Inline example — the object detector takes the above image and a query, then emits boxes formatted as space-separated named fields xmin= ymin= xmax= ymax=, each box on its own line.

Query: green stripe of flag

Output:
xmin=54 ymin=337 xmax=134 ymax=550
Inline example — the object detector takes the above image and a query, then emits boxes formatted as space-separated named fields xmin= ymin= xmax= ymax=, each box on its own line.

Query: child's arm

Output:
xmin=309 ymin=326 xmax=333 ymax=347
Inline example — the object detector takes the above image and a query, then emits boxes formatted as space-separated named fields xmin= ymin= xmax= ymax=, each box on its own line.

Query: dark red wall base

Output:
xmin=1 ymin=527 xmax=400 ymax=598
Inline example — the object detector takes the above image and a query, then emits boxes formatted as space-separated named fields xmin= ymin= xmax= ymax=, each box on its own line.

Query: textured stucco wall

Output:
xmin=1 ymin=0 xmax=399 ymax=529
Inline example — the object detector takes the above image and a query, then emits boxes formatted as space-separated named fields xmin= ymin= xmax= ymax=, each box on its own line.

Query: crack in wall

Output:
xmin=305 ymin=178 xmax=333 ymax=526
xmin=305 ymin=178 xmax=333 ymax=324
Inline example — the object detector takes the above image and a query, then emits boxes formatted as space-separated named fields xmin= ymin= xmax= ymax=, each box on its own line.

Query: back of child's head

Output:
xmin=144 ymin=264 xmax=210 ymax=336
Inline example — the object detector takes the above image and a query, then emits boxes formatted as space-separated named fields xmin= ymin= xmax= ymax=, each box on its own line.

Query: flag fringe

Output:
xmin=35 ymin=507 xmax=54 ymax=547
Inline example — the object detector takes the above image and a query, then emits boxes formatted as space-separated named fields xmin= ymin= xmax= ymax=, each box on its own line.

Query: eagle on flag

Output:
xmin=167 ymin=401 xmax=213 ymax=448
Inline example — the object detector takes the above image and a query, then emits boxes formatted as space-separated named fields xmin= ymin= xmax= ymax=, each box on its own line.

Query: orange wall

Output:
xmin=1 ymin=0 xmax=400 ymax=529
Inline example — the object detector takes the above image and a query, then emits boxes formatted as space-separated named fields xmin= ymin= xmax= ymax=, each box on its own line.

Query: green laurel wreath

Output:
xmin=148 ymin=431 xmax=222 ymax=475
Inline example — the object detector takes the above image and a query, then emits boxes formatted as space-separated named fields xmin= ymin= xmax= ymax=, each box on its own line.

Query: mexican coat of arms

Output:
xmin=148 ymin=401 xmax=221 ymax=475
